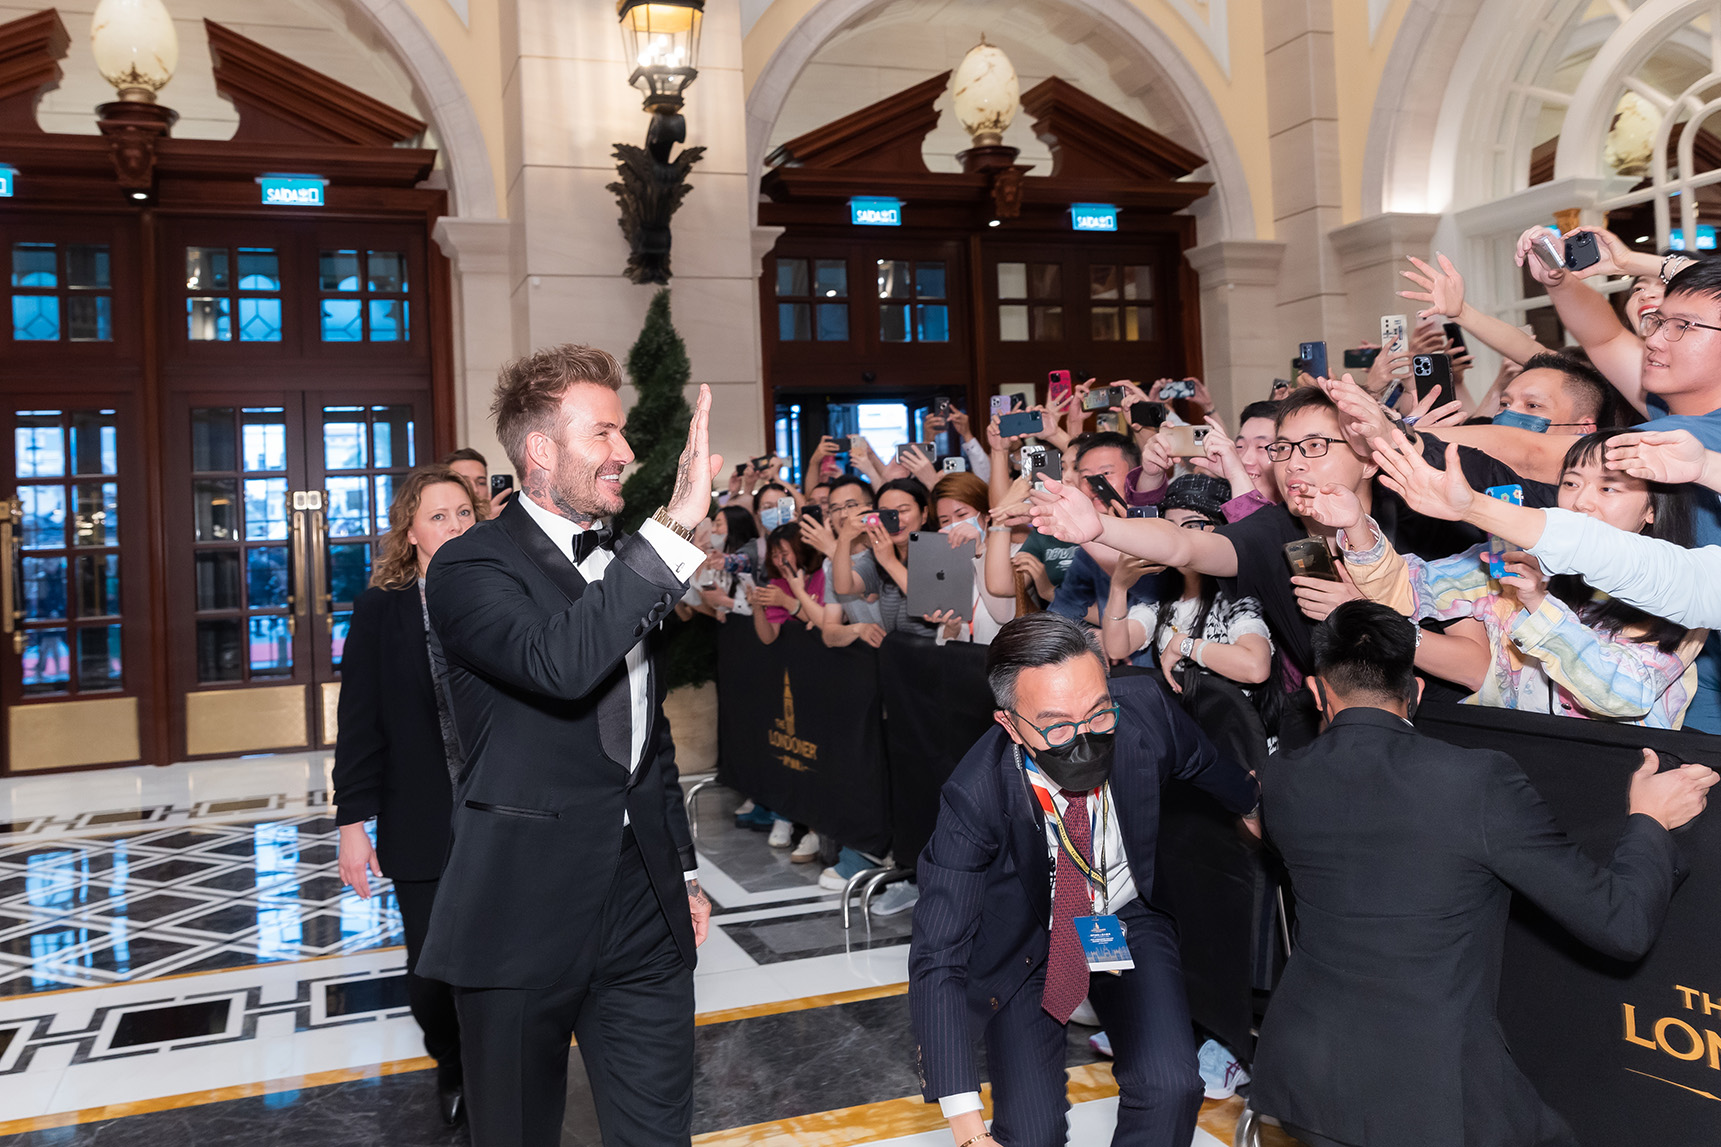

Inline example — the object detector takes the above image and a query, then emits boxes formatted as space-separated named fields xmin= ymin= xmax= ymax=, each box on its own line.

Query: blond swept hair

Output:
xmin=491 ymin=344 xmax=624 ymax=475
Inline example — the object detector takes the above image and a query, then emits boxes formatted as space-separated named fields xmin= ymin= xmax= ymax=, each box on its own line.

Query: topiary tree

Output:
xmin=618 ymin=288 xmax=693 ymax=534
xmin=619 ymin=289 xmax=716 ymax=691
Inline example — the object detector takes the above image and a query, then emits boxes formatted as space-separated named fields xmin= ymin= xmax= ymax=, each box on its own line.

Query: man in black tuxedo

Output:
xmin=908 ymin=613 xmax=1259 ymax=1147
xmin=1255 ymin=601 xmax=1716 ymax=1147
xmin=420 ymin=343 xmax=722 ymax=1146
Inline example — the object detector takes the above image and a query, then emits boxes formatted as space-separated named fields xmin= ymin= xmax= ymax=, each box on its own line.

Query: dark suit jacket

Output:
xmin=1255 ymin=707 xmax=1684 ymax=1147
xmin=907 ymin=673 xmax=1259 ymax=1101
xmin=331 ymin=584 xmax=455 ymax=882
xmin=417 ymin=497 xmax=696 ymax=990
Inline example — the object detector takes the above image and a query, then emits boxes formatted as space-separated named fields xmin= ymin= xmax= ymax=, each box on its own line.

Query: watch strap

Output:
xmin=653 ymin=506 xmax=696 ymax=542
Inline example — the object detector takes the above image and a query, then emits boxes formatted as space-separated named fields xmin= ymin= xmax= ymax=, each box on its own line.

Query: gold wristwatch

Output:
xmin=653 ymin=506 xmax=695 ymax=542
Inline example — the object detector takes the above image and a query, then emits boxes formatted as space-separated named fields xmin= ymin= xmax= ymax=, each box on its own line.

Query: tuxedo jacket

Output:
xmin=417 ymin=496 xmax=696 ymax=990
xmin=1255 ymin=707 xmax=1684 ymax=1147
xmin=907 ymin=673 xmax=1259 ymax=1100
xmin=331 ymin=584 xmax=455 ymax=882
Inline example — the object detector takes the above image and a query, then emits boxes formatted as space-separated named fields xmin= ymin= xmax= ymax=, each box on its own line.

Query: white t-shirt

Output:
xmin=1125 ymin=593 xmax=1271 ymax=658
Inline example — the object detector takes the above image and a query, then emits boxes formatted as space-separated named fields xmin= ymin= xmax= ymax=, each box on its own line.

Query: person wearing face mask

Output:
xmin=829 ymin=477 xmax=961 ymax=639
xmin=1253 ymin=601 xmax=1714 ymax=1147
xmin=334 ymin=465 xmax=478 ymax=1127
xmin=1490 ymin=353 xmax=1615 ymax=434
xmin=755 ymin=481 xmax=797 ymax=535
xmin=908 ymin=613 xmax=1258 ymax=1147
xmin=1309 ymin=429 xmax=1707 ymax=729
xmin=932 ymin=471 xmax=1018 ymax=645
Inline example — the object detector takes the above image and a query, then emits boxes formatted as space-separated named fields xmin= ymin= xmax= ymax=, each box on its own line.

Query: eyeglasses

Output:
xmin=1640 ymin=312 xmax=1721 ymax=342
xmin=1265 ymin=436 xmax=1348 ymax=462
xmin=829 ymin=500 xmax=869 ymax=513
xmin=1009 ymin=704 xmax=1120 ymax=748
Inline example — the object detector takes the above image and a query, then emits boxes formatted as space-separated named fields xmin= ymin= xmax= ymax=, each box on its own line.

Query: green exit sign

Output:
xmin=257 ymin=175 xmax=327 ymax=206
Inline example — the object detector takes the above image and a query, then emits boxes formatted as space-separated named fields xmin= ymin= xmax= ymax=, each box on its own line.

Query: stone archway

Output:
xmin=743 ymin=0 xmax=1258 ymax=242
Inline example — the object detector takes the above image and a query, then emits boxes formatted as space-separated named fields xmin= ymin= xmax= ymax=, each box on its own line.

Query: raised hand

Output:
xmin=1604 ymin=429 xmax=1708 ymax=485
xmin=669 ymin=385 xmax=724 ymax=531
xmin=1296 ymin=482 xmax=1366 ymax=531
xmin=1320 ymin=372 xmax=1393 ymax=456
xmin=1028 ymin=476 xmax=1105 ymax=544
xmin=1372 ymin=434 xmax=1475 ymax=521
xmin=799 ymin=514 xmax=837 ymax=558
xmin=1399 ymin=253 xmax=1466 ymax=321
xmin=1513 ymin=225 xmax=1567 ymax=288
xmin=948 ymin=408 xmax=972 ymax=441
xmin=900 ymin=445 xmax=939 ymax=488
xmin=1561 ymin=225 xmax=1636 ymax=280
xmin=1498 ymin=550 xmax=1548 ymax=612
xmin=1366 ymin=348 xmax=1411 ymax=397
xmin=1112 ymin=554 xmax=1157 ymax=592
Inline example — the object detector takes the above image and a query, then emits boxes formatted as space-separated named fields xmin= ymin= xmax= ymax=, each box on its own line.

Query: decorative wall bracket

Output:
xmin=608 ymin=111 xmax=705 ymax=285
xmin=96 ymin=99 xmax=176 ymax=197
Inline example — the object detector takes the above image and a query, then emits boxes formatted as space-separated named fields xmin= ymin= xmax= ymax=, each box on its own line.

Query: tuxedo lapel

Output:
xmin=495 ymin=496 xmax=587 ymax=606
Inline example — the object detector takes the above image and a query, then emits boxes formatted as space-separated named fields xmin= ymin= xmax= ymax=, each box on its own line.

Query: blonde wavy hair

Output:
xmin=370 ymin=464 xmax=475 ymax=590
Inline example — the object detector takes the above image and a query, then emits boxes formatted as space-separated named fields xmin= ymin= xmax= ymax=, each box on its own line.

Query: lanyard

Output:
xmin=1021 ymin=753 xmax=1109 ymax=913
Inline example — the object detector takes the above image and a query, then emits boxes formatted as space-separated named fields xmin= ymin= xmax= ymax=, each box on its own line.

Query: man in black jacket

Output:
xmin=1255 ymin=601 xmax=1716 ymax=1147
xmin=421 ymin=344 xmax=721 ymax=1146
xmin=908 ymin=613 xmax=1259 ymax=1147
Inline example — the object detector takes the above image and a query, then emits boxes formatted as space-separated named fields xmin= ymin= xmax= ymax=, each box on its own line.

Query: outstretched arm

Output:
xmin=1027 ymin=476 xmax=1240 ymax=577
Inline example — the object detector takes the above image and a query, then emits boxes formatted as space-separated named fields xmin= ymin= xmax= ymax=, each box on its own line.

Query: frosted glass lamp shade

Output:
xmin=952 ymin=40 xmax=1019 ymax=148
xmin=91 ymin=0 xmax=179 ymax=102
xmin=618 ymin=0 xmax=704 ymax=109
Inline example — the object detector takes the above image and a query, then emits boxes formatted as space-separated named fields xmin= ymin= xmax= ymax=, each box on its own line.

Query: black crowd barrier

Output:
xmin=714 ymin=624 xmax=1721 ymax=1143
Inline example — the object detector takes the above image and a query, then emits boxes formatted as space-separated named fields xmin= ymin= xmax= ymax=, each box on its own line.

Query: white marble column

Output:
xmin=433 ymin=217 xmax=515 ymax=472
xmin=500 ymin=0 xmax=765 ymax=470
xmin=1184 ymin=240 xmax=1289 ymax=423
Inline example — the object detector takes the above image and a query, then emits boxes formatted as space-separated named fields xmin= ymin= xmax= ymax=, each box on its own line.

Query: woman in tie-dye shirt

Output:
xmin=1314 ymin=430 xmax=1706 ymax=729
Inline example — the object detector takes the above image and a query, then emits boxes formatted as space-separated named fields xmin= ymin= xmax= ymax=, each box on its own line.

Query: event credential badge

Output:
xmin=1074 ymin=915 xmax=1133 ymax=973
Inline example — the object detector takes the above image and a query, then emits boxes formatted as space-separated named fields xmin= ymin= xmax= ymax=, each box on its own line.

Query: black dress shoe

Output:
xmin=438 ymin=1083 xmax=465 ymax=1127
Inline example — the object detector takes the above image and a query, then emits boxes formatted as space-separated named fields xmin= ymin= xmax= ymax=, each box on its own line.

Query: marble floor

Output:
xmin=0 ymin=756 xmax=1285 ymax=1145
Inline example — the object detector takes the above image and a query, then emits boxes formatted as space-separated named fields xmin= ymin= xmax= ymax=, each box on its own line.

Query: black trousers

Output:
xmin=453 ymin=829 xmax=695 ymax=1147
xmin=984 ymin=904 xmax=1202 ymax=1147
xmin=392 ymin=876 xmax=462 ymax=1079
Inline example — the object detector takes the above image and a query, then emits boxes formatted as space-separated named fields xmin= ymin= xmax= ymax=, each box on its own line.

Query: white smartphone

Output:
xmin=1380 ymin=314 xmax=1408 ymax=372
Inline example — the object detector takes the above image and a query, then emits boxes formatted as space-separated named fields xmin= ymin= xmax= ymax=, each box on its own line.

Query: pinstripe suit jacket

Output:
xmin=907 ymin=673 xmax=1258 ymax=1101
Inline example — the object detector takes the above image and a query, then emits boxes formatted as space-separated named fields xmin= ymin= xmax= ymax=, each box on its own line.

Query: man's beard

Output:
xmin=548 ymin=456 xmax=625 ymax=524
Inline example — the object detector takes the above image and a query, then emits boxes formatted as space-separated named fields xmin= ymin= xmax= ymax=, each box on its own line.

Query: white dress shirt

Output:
xmin=516 ymin=496 xmax=704 ymax=858
xmin=939 ymin=760 xmax=1138 ymax=1119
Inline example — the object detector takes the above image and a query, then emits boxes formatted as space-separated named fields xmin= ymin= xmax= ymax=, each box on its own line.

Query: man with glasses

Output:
xmin=909 ymin=613 xmax=1258 ymax=1147
xmin=1028 ymin=390 xmax=1379 ymax=708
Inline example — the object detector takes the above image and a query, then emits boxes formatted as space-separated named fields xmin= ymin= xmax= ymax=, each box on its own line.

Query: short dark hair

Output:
xmin=1664 ymin=257 xmax=1721 ymax=308
xmin=491 ymin=344 xmax=624 ymax=474
xmin=876 ymin=477 xmax=929 ymax=513
xmin=1074 ymin=431 xmax=1142 ymax=470
xmin=1311 ymin=601 xmax=1419 ymax=703
xmin=986 ymin=613 xmax=1104 ymax=710
xmin=441 ymin=447 xmax=488 ymax=468
xmin=1274 ymin=386 xmax=1340 ymax=432
xmin=1519 ymin=352 xmax=1614 ymax=424
xmin=1238 ymin=401 xmax=1281 ymax=427
xmin=828 ymin=474 xmax=873 ymax=505
xmin=757 ymin=481 xmax=791 ymax=501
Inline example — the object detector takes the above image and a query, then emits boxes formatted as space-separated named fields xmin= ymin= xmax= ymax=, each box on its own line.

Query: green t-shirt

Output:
xmin=1022 ymin=529 xmax=1081 ymax=587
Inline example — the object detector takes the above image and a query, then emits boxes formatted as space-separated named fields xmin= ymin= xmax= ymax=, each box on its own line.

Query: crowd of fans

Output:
xmin=676 ymin=222 xmax=1721 ymax=932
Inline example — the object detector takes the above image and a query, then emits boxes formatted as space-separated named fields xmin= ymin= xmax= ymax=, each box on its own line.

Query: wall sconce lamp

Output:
xmin=608 ymin=0 xmax=707 ymax=285
xmin=90 ymin=0 xmax=180 ymax=200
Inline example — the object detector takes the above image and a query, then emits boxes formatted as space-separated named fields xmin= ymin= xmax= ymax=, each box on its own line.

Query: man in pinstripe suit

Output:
xmin=909 ymin=613 xmax=1259 ymax=1147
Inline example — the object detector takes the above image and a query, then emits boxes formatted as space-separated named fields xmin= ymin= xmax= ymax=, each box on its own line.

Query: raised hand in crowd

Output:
xmin=1070 ymin=378 xmax=1094 ymax=433
xmin=1136 ymin=430 xmax=1176 ymax=490
xmin=1604 ymin=428 xmax=1715 ymax=487
xmin=1365 ymin=347 xmax=1411 ymax=398
xmin=798 ymin=512 xmax=838 ymax=559
xmin=1497 ymin=551 xmax=1550 ymax=613
xmin=1027 ymin=475 xmax=1106 ymax=544
xmin=1196 ymin=415 xmax=1255 ymax=499
xmin=1629 ymin=749 xmax=1719 ymax=831
xmin=1037 ymin=402 xmax=1074 ymax=452
xmin=1405 ymin=386 xmax=1468 ymax=429
xmin=944 ymin=515 xmax=984 ymax=550
xmin=947 ymin=407 xmax=973 ymax=443
xmin=848 ymin=436 xmax=885 ymax=486
xmin=1319 ymin=372 xmax=1396 ymax=456
xmin=1400 ymin=253 xmax=1466 ymax=322
xmin=1372 ymin=432 xmax=1475 ymax=521
xmin=899 ymin=443 xmax=940 ymax=489
xmin=989 ymin=474 xmax=1036 ymax=530
xmin=1297 ymin=481 xmax=1367 ymax=534
xmin=1010 ymin=549 xmax=1054 ymax=602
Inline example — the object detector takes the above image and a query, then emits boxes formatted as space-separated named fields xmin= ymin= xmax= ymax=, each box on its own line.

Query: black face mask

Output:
xmin=1031 ymin=731 xmax=1116 ymax=792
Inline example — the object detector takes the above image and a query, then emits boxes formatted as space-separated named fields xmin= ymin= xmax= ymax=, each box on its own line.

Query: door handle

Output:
xmin=302 ymin=491 xmax=331 ymax=635
xmin=287 ymin=494 xmax=304 ymax=638
xmin=2 ymin=496 xmax=20 ymax=654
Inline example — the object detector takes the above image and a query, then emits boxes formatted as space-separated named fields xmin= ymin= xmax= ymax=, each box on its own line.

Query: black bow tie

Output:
xmin=572 ymin=523 xmax=615 ymax=563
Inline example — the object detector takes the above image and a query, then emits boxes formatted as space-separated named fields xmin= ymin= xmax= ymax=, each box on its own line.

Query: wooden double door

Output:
xmin=3 ymin=386 xmax=432 ymax=771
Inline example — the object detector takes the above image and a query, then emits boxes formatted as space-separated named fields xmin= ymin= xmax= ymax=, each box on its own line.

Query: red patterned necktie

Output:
xmin=1042 ymin=789 xmax=1093 ymax=1024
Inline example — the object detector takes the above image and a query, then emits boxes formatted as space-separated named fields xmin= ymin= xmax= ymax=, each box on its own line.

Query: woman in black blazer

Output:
xmin=334 ymin=463 xmax=477 ymax=1126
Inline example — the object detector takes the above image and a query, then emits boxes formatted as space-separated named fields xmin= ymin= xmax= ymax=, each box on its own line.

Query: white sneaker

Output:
xmin=818 ymin=867 xmax=847 ymax=891
xmin=1197 ymin=1038 xmax=1251 ymax=1099
xmin=768 ymin=819 xmax=794 ymax=848
xmin=870 ymin=882 xmax=920 ymax=917
xmin=791 ymin=830 xmax=820 ymax=862
xmin=734 ymin=798 xmax=755 ymax=816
